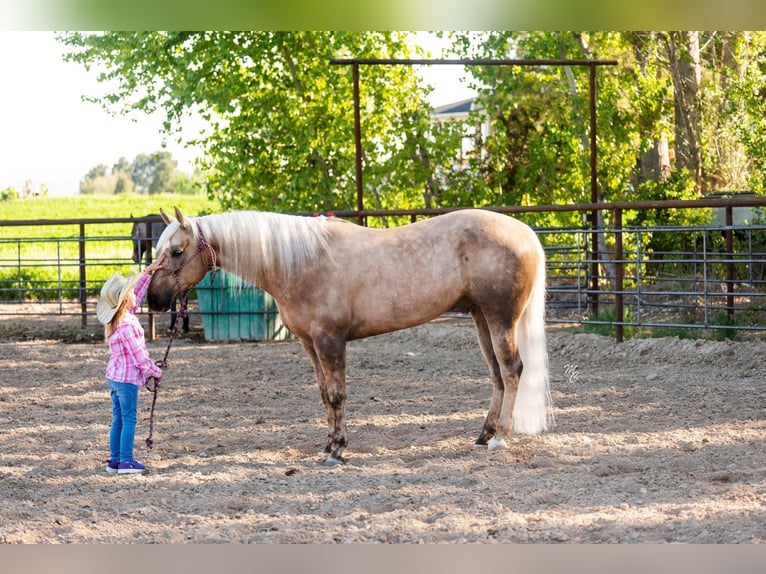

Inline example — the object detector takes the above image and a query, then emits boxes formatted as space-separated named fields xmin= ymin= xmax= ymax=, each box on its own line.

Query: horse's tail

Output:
xmin=512 ymin=237 xmax=553 ymax=434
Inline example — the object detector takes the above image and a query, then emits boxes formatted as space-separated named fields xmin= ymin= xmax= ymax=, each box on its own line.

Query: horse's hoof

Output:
xmin=322 ymin=455 xmax=345 ymax=467
xmin=488 ymin=437 xmax=508 ymax=451
xmin=472 ymin=442 xmax=488 ymax=450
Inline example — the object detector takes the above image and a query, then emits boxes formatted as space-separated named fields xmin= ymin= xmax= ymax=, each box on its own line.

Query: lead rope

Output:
xmin=145 ymin=221 xmax=216 ymax=450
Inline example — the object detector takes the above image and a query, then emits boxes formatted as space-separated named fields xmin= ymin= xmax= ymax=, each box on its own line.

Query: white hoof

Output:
xmin=323 ymin=455 xmax=344 ymax=467
xmin=488 ymin=437 xmax=508 ymax=451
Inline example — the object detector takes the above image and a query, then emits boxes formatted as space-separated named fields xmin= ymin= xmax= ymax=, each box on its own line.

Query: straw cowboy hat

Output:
xmin=96 ymin=273 xmax=141 ymax=325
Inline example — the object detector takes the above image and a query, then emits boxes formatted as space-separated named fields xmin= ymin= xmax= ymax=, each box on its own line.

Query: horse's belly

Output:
xmin=346 ymin=285 xmax=464 ymax=340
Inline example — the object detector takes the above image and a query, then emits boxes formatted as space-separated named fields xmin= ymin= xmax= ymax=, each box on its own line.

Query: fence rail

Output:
xmin=2 ymin=199 xmax=766 ymax=342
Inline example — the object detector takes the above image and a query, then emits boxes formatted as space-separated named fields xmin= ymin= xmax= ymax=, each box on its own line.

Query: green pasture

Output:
xmin=0 ymin=194 xmax=219 ymax=300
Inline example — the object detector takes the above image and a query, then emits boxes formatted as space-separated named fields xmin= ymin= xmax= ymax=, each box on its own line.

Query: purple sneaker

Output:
xmin=117 ymin=460 xmax=147 ymax=475
xmin=105 ymin=459 xmax=119 ymax=474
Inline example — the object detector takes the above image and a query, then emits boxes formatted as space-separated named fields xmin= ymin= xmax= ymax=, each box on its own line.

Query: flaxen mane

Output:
xmin=194 ymin=212 xmax=331 ymax=287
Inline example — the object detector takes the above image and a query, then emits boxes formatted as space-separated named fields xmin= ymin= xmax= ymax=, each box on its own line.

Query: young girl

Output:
xmin=96 ymin=253 xmax=166 ymax=475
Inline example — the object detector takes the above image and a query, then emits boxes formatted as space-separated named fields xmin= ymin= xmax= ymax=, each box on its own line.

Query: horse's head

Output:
xmin=147 ymin=207 xmax=214 ymax=312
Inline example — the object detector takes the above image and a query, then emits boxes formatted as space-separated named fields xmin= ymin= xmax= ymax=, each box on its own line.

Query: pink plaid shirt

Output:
xmin=105 ymin=273 xmax=162 ymax=386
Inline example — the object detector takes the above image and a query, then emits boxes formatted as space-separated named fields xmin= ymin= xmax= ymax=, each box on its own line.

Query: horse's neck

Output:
xmin=201 ymin=215 xmax=262 ymax=288
xmin=203 ymin=212 xmax=320 ymax=292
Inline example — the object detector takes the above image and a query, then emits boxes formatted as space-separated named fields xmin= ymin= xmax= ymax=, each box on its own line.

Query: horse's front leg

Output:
xmin=300 ymin=338 xmax=334 ymax=461
xmin=303 ymin=331 xmax=348 ymax=466
xmin=169 ymin=297 xmax=178 ymax=332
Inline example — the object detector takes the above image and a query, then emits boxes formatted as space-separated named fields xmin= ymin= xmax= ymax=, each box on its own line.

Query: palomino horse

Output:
xmin=131 ymin=214 xmax=189 ymax=333
xmin=148 ymin=207 xmax=551 ymax=466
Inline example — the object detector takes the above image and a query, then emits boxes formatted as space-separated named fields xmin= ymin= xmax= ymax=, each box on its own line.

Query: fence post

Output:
xmin=146 ymin=244 xmax=156 ymax=342
xmin=352 ymin=62 xmax=365 ymax=226
xmin=78 ymin=223 xmax=87 ymax=327
xmin=614 ymin=208 xmax=624 ymax=343
xmin=725 ymin=205 xmax=734 ymax=321
xmin=588 ymin=64 xmax=600 ymax=319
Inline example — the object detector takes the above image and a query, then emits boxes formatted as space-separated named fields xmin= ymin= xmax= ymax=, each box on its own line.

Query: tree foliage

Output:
xmin=428 ymin=31 xmax=766 ymax=232
xmin=59 ymin=31 xmax=455 ymax=214
xmin=59 ymin=31 xmax=766 ymax=224
xmin=79 ymin=151 xmax=199 ymax=196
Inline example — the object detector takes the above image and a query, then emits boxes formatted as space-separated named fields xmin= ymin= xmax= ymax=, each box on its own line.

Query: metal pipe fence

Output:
xmin=2 ymin=200 xmax=766 ymax=342
xmin=542 ymin=223 xmax=766 ymax=339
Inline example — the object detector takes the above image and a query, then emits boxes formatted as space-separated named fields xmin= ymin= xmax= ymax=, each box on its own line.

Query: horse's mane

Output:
xmin=192 ymin=211 xmax=331 ymax=286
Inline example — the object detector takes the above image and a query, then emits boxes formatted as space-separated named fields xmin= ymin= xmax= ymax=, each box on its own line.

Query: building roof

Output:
xmin=432 ymin=97 xmax=475 ymax=117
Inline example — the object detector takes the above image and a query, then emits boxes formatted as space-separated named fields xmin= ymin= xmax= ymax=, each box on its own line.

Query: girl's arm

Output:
xmin=132 ymin=252 xmax=167 ymax=310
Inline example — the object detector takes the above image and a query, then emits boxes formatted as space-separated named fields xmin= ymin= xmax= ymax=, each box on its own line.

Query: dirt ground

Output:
xmin=0 ymin=310 xmax=764 ymax=544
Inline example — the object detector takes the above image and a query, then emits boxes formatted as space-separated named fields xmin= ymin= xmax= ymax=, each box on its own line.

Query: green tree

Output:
xmin=441 ymin=30 xmax=766 ymax=229
xmin=1 ymin=186 xmax=18 ymax=201
xmin=725 ymin=32 xmax=766 ymax=192
xmin=112 ymin=157 xmax=134 ymax=194
xmin=85 ymin=164 xmax=109 ymax=180
xmin=59 ymin=31 xmax=454 ymax=215
xmin=172 ymin=171 xmax=202 ymax=195
xmin=80 ymin=151 xmax=185 ymax=195
xmin=130 ymin=153 xmax=154 ymax=193
xmin=132 ymin=151 xmax=177 ymax=194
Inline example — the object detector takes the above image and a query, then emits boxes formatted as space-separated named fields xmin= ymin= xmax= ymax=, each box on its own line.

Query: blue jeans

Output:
xmin=107 ymin=379 xmax=139 ymax=463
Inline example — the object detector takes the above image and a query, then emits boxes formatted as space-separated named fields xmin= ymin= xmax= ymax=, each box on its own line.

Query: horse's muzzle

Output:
xmin=147 ymin=289 xmax=172 ymax=313
xmin=147 ymin=275 xmax=176 ymax=312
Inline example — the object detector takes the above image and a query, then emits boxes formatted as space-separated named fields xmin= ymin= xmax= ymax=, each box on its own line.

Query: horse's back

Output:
xmin=298 ymin=209 xmax=543 ymax=339
xmin=329 ymin=208 xmax=535 ymax=243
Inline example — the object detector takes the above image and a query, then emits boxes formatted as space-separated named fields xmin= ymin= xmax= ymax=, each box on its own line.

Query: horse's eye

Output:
xmin=172 ymin=249 xmax=184 ymax=258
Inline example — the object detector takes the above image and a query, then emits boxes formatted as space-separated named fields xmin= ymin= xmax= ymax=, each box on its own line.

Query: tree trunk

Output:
xmin=638 ymin=134 xmax=671 ymax=184
xmin=627 ymin=32 xmax=671 ymax=188
xmin=667 ymin=31 xmax=702 ymax=191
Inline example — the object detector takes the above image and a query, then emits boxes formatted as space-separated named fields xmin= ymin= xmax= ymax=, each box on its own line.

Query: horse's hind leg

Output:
xmin=485 ymin=321 xmax=523 ymax=450
xmin=471 ymin=307 xmax=504 ymax=447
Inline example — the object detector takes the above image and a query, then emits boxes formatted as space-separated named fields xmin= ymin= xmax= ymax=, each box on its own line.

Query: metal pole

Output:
xmin=725 ymin=205 xmax=734 ymax=320
xmin=588 ymin=63 xmax=600 ymax=318
xmin=327 ymin=57 xmax=618 ymax=229
xmin=146 ymin=243 xmax=156 ymax=342
xmin=614 ymin=208 xmax=624 ymax=343
xmin=79 ymin=223 xmax=87 ymax=327
xmin=352 ymin=63 xmax=364 ymax=226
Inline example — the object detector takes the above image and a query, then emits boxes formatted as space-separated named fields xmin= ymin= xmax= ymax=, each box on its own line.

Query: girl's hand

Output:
xmin=144 ymin=251 xmax=166 ymax=274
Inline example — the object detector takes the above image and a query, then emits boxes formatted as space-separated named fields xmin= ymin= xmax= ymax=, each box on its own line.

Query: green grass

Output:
xmin=582 ymin=306 xmax=638 ymax=339
xmin=0 ymin=194 xmax=220 ymax=300
xmin=582 ymin=305 xmax=752 ymax=341
xmin=0 ymin=193 xmax=218 ymax=235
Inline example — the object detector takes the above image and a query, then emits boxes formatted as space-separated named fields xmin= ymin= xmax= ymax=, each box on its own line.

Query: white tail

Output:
xmin=512 ymin=240 xmax=553 ymax=434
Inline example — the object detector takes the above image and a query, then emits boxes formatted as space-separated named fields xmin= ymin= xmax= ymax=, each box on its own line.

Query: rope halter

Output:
xmin=145 ymin=220 xmax=217 ymax=450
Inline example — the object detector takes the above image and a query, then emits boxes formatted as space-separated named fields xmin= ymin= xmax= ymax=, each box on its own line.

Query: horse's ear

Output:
xmin=174 ymin=206 xmax=190 ymax=229
xmin=160 ymin=208 xmax=173 ymax=225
